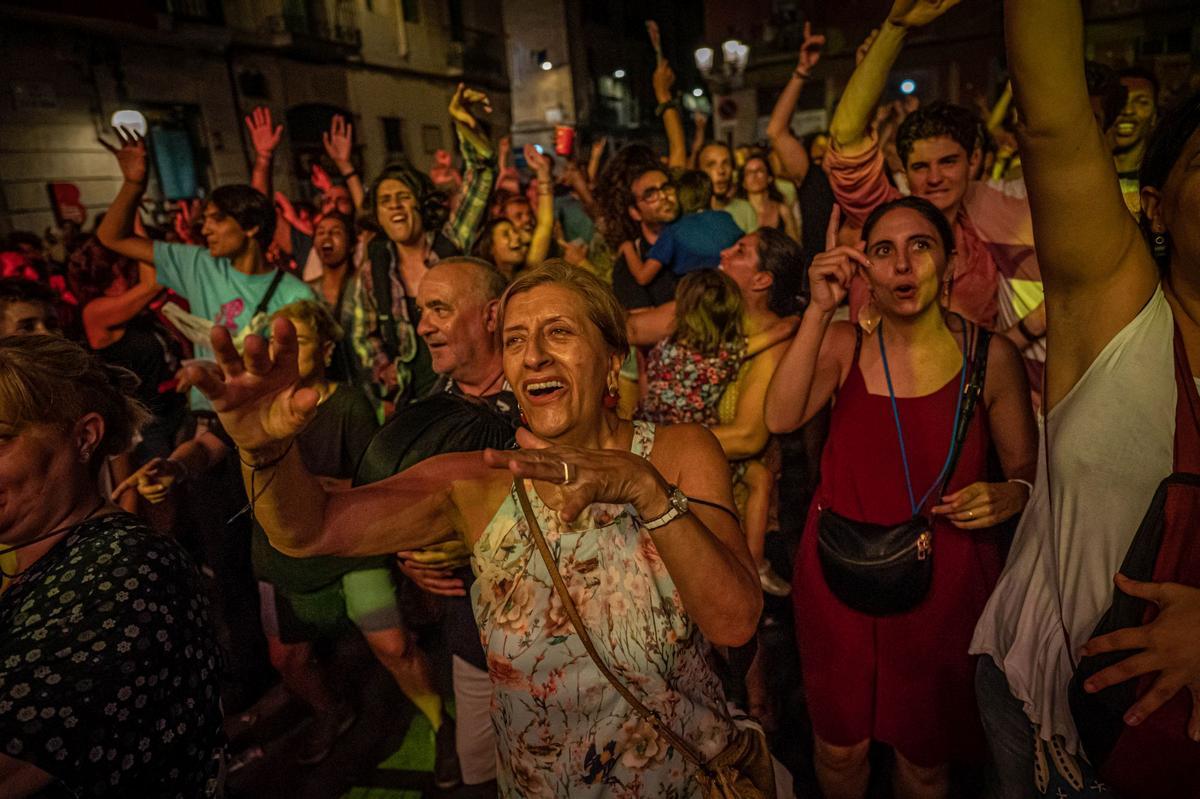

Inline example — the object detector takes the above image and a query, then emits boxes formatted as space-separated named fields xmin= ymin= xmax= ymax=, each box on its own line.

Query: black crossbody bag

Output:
xmin=817 ymin=323 xmax=991 ymax=616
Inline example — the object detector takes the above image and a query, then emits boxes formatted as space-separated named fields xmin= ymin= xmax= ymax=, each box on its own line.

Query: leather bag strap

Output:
xmin=512 ymin=479 xmax=712 ymax=773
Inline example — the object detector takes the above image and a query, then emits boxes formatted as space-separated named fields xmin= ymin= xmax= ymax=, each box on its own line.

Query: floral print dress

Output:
xmin=472 ymin=421 xmax=732 ymax=798
xmin=639 ymin=338 xmax=746 ymax=426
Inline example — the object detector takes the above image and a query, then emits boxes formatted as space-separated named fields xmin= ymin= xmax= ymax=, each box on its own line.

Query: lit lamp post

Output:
xmin=695 ymin=39 xmax=750 ymax=145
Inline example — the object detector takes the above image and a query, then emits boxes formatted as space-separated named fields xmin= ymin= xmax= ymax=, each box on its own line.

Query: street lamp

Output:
xmin=694 ymin=39 xmax=750 ymax=91
xmin=694 ymin=46 xmax=714 ymax=77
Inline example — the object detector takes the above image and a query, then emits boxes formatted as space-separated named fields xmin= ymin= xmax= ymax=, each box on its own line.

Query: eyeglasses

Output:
xmin=639 ymin=182 xmax=677 ymax=204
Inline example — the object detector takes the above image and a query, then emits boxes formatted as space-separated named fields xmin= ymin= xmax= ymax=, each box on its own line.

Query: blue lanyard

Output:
xmin=877 ymin=318 xmax=968 ymax=516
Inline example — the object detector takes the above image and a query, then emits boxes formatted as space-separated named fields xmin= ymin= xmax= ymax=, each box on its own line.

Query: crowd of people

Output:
xmin=1 ymin=0 xmax=1199 ymax=797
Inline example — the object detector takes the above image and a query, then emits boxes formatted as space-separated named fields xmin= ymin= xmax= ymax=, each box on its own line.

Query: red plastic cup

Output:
xmin=554 ymin=125 xmax=576 ymax=157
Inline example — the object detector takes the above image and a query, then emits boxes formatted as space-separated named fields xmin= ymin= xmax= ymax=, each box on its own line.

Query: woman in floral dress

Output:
xmin=186 ymin=261 xmax=764 ymax=797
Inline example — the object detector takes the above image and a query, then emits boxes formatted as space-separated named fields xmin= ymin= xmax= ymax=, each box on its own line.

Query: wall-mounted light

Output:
xmin=541 ymin=60 xmax=553 ymax=71
xmin=900 ymin=79 xmax=917 ymax=95
xmin=614 ymin=69 xmax=626 ymax=79
xmin=694 ymin=47 xmax=714 ymax=77
xmin=692 ymin=88 xmax=704 ymax=97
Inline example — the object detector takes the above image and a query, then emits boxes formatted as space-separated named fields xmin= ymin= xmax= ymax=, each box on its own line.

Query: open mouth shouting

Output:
xmin=892 ymin=282 xmax=919 ymax=301
xmin=523 ymin=378 xmax=567 ymax=405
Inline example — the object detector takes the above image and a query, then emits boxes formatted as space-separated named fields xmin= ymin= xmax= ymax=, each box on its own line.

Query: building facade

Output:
xmin=0 ymin=0 xmax=510 ymax=236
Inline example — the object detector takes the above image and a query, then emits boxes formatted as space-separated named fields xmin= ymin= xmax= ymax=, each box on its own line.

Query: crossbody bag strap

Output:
xmin=512 ymin=480 xmax=711 ymax=773
xmin=252 ymin=269 xmax=287 ymax=319
xmin=936 ymin=325 xmax=992 ymax=501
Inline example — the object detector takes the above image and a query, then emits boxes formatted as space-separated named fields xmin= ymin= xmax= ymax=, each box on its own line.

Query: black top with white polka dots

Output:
xmin=0 ymin=512 xmax=224 ymax=797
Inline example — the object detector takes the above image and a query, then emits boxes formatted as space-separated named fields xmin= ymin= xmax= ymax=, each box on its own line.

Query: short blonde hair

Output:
xmin=0 ymin=335 xmax=150 ymax=463
xmin=499 ymin=260 xmax=628 ymax=356
xmin=270 ymin=299 xmax=344 ymax=344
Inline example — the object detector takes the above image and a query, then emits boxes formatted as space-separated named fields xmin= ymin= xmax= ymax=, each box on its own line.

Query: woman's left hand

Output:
xmin=483 ymin=428 xmax=669 ymax=523
xmin=1080 ymin=574 xmax=1200 ymax=738
xmin=931 ymin=480 xmax=1029 ymax=529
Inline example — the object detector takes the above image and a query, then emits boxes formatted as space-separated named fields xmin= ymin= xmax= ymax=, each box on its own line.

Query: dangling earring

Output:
xmin=79 ymin=448 xmax=93 ymax=463
xmin=857 ymin=292 xmax=880 ymax=335
xmin=603 ymin=374 xmax=620 ymax=410
xmin=1153 ymin=231 xmax=1170 ymax=264
xmin=941 ymin=274 xmax=955 ymax=305
xmin=518 ymin=405 xmax=529 ymax=426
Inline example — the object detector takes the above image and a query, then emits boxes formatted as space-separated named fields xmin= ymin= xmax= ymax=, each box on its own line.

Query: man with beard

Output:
xmin=352 ymin=84 xmax=496 ymax=408
xmin=594 ymin=144 xmax=683 ymax=311
xmin=1113 ymin=67 xmax=1159 ymax=215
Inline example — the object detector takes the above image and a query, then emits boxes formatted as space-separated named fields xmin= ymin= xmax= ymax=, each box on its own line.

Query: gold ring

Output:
xmin=967 ymin=510 xmax=974 ymax=519
xmin=561 ymin=461 xmax=576 ymax=485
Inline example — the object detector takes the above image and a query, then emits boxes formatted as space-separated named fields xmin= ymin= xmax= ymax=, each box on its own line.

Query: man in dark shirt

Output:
xmin=356 ymin=257 xmax=515 ymax=789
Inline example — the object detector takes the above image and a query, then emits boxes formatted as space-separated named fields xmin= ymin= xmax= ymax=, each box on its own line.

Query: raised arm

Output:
xmin=244 ymin=106 xmax=283 ymax=197
xmin=81 ymin=261 xmax=162 ymax=349
xmin=96 ymin=130 xmax=156 ymax=265
xmin=524 ymin=145 xmax=556 ymax=268
xmin=1004 ymin=0 xmax=1157 ymax=405
xmin=446 ymin=84 xmax=498 ymax=251
xmin=765 ymin=209 xmax=865 ymax=432
xmin=829 ymin=0 xmax=959 ymax=157
xmin=653 ymin=60 xmax=687 ymax=169
xmin=188 ymin=319 xmax=475 ymax=557
xmin=322 ymin=114 xmax=365 ymax=211
xmin=766 ymin=22 xmax=825 ymax=180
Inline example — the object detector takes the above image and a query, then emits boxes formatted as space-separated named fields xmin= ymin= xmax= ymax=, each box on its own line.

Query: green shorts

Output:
xmin=258 ymin=568 xmax=403 ymax=644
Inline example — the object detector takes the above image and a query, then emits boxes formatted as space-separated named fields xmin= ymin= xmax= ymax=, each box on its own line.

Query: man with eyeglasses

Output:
xmin=596 ymin=144 xmax=682 ymax=311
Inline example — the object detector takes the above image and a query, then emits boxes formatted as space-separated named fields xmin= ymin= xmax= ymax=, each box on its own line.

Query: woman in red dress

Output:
xmin=765 ymin=196 xmax=1037 ymax=799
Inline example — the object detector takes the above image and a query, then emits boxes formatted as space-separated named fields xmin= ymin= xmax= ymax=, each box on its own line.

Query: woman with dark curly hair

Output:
xmin=68 ymin=236 xmax=187 ymax=462
xmin=352 ymin=84 xmax=498 ymax=406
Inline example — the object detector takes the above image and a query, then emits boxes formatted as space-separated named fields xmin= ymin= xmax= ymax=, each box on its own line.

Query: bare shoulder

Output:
xmin=982 ymin=328 xmax=1029 ymax=402
xmin=646 ymin=422 xmax=730 ymax=484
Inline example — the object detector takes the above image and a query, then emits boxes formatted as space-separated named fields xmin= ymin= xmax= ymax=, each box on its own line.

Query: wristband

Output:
xmin=1008 ymin=478 xmax=1033 ymax=495
xmin=794 ymin=68 xmax=812 ymax=81
xmin=339 ymin=169 xmax=358 ymax=181
xmin=654 ymin=97 xmax=681 ymax=117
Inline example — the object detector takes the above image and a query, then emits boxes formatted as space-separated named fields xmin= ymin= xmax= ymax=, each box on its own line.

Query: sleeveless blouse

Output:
xmin=471 ymin=421 xmax=731 ymax=797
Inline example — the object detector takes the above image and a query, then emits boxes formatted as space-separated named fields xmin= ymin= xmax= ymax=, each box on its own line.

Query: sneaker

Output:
xmin=296 ymin=702 xmax=356 ymax=766
xmin=432 ymin=717 xmax=462 ymax=790
xmin=758 ymin=562 xmax=792 ymax=597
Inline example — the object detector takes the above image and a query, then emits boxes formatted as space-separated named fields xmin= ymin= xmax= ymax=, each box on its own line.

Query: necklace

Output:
xmin=0 ymin=500 xmax=107 ymax=579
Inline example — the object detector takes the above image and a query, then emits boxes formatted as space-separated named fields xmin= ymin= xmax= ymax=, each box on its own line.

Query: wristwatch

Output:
xmin=640 ymin=485 xmax=689 ymax=530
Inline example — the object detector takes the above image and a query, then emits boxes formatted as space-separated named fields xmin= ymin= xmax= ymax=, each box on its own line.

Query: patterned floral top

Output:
xmin=639 ymin=338 xmax=746 ymax=426
xmin=0 ymin=513 xmax=224 ymax=797
xmin=471 ymin=421 xmax=732 ymax=798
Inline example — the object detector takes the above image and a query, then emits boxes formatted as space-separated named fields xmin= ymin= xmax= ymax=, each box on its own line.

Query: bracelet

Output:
xmin=654 ymin=97 xmax=681 ymax=117
xmin=794 ymin=68 xmax=812 ymax=81
xmin=238 ymin=439 xmax=295 ymax=471
xmin=1008 ymin=478 xmax=1034 ymax=495
xmin=1016 ymin=318 xmax=1041 ymax=342
xmin=339 ymin=169 xmax=358 ymax=181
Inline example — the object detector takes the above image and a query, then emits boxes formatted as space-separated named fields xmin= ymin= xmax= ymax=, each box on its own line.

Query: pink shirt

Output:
xmin=824 ymin=132 xmax=1043 ymax=346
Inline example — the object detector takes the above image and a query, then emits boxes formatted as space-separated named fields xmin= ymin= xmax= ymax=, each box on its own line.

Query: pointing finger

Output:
xmin=825 ymin=205 xmax=842 ymax=251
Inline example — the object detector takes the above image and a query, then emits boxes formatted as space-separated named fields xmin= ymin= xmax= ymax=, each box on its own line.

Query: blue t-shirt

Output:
xmin=153 ymin=241 xmax=316 ymax=410
xmin=645 ymin=210 xmax=745 ymax=276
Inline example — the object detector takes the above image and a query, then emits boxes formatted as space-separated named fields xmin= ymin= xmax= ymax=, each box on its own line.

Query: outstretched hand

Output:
xmin=524 ymin=144 xmax=551 ymax=180
xmin=98 ymin=128 xmax=148 ymax=185
xmin=887 ymin=0 xmax=961 ymax=29
xmin=245 ymin=106 xmax=283 ymax=159
xmin=112 ymin=457 xmax=183 ymax=505
xmin=797 ymin=21 xmax=826 ymax=74
xmin=449 ymin=83 xmax=492 ymax=130
xmin=185 ymin=318 xmax=319 ymax=458
xmin=1080 ymin=574 xmax=1200 ymax=738
xmin=322 ymin=114 xmax=354 ymax=169
xmin=482 ymin=428 xmax=668 ymax=523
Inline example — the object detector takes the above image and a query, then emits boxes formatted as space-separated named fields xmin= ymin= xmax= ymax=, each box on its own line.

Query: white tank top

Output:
xmin=970 ymin=287 xmax=1177 ymax=752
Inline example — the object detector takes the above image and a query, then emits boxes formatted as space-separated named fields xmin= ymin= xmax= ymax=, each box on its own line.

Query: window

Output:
xmin=401 ymin=0 xmax=419 ymax=23
xmin=382 ymin=116 xmax=405 ymax=157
